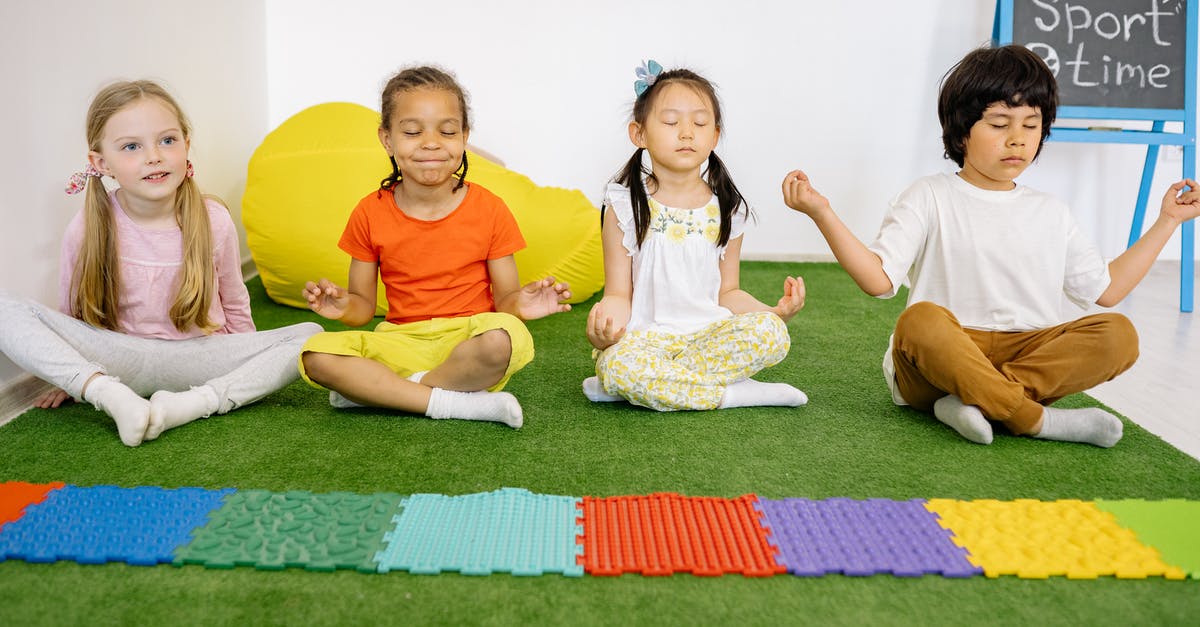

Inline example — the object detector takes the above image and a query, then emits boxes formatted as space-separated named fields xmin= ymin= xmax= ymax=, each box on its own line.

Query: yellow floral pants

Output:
xmin=594 ymin=311 xmax=790 ymax=411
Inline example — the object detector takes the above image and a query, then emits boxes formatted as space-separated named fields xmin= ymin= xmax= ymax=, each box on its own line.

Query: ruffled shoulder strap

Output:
xmin=728 ymin=202 xmax=748 ymax=242
xmin=603 ymin=182 xmax=640 ymax=256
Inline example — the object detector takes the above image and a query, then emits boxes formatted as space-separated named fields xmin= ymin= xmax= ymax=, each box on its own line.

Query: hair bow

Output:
xmin=65 ymin=164 xmax=102 ymax=195
xmin=634 ymin=59 xmax=663 ymax=96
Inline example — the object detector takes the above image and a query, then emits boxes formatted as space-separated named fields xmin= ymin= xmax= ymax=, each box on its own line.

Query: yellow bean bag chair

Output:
xmin=242 ymin=102 xmax=603 ymax=316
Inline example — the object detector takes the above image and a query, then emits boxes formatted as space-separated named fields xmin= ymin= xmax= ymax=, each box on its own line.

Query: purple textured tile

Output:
xmin=754 ymin=497 xmax=980 ymax=578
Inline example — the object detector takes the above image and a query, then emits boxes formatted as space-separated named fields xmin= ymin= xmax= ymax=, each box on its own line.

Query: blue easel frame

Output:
xmin=994 ymin=0 xmax=1198 ymax=311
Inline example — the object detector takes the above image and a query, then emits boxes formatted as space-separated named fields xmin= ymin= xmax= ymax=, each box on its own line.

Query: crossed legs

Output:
xmin=891 ymin=302 xmax=1136 ymax=446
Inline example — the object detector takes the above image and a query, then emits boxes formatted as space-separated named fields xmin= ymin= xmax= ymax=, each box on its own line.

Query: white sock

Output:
xmin=146 ymin=386 xmax=219 ymax=441
xmin=426 ymin=387 xmax=523 ymax=428
xmin=1033 ymin=406 xmax=1123 ymax=448
xmin=329 ymin=390 xmax=365 ymax=409
xmin=718 ymin=379 xmax=808 ymax=409
xmin=582 ymin=376 xmax=621 ymax=402
xmin=82 ymin=375 xmax=150 ymax=447
xmin=932 ymin=395 xmax=993 ymax=445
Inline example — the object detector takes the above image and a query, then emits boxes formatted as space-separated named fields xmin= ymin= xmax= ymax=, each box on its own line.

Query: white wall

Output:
xmin=265 ymin=0 xmax=1195 ymax=265
xmin=0 ymin=0 xmax=267 ymax=387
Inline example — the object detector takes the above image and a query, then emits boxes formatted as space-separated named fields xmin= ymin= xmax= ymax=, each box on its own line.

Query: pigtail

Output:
xmin=170 ymin=176 xmax=217 ymax=333
xmin=379 ymin=156 xmax=402 ymax=193
xmin=454 ymin=152 xmax=468 ymax=192
xmin=704 ymin=152 xmax=749 ymax=247
xmin=613 ymin=148 xmax=655 ymax=246
xmin=72 ymin=177 xmax=121 ymax=330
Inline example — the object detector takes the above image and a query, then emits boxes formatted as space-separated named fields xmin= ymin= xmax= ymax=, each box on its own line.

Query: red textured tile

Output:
xmin=0 ymin=481 xmax=65 ymax=529
xmin=576 ymin=493 xmax=783 ymax=577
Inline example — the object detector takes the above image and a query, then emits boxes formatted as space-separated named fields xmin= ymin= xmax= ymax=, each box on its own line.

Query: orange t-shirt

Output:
xmin=338 ymin=183 xmax=526 ymax=324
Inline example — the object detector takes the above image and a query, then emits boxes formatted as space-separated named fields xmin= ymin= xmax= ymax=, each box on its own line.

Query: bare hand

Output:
xmin=517 ymin=276 xmax=571 ymax=321
xmin=34 ymin=387 xmax=72 ymax=409
xmin=782 ymin=169 xmax=832 ymax=217
xmin=1160 ymin=179 xmax=1200 ymax=224
xmin=303 ymin=278 xmax=350 ymax=320
xmin=771 ymin=276 xmax=806 ymax=322
xmin=586 ymin=297 xmax=630 ymax=350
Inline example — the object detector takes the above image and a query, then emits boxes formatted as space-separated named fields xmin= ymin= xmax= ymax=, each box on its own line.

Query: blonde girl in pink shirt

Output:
xmin=0 ymin=80 xmax=320 ymax=446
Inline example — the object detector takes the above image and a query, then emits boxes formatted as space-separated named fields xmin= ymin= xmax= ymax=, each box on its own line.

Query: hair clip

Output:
xmin=65 ymin=164 xmax=102 ymax=195
xmin=634 ymin=59 xmax=663 ymax=96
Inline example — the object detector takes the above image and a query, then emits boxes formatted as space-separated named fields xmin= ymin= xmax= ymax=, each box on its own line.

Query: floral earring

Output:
xmin=186 ymin=160 xmax=195 ymax=178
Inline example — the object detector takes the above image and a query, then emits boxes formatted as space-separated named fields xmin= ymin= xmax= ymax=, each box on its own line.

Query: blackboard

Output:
xmin=994 ymin=0 xmax=1198 ymax=311
xmin=1009 ymin=0 xmax=1188 ymax=111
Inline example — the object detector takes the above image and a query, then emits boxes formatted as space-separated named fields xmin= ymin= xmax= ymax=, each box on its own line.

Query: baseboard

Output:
xmin=742 ymin=253 xmax=837 ymax=263
xmin=242 ymin=254 xmax=258 ymax=281
xmin=0 ymin=374 xmax=53 ymax=428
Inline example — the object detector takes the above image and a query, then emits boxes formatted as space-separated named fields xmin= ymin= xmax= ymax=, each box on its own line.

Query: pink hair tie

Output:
xmin=65 ymin=164 xmax=102 ymax=195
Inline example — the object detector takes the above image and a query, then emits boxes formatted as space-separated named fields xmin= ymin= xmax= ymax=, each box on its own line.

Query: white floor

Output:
xmin=1085 ymin=262 xmax=1200 ymax=461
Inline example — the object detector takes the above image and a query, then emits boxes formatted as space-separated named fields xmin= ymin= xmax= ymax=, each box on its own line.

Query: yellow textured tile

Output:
xmin=924 ymin=499 xmax=1178 ymax=580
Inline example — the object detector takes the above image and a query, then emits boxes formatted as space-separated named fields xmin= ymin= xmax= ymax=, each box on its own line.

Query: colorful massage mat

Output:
xmin=1 ymin=481 xmax=1196 ymax=580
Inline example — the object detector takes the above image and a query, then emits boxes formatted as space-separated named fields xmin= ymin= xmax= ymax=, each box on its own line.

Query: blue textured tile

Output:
xmin=0 ymin=485 xmax=233 ymax=566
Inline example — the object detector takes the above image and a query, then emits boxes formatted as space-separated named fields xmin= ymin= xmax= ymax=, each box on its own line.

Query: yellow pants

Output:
xmin=594 ymin=311 xmax=791 ymax=411
xmin=299 ymin=312 xmax=534 ymax=392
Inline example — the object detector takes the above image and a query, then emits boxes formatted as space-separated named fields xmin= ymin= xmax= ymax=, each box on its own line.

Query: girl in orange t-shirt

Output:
xmin=300 ymin=66 xmax=571 ymax=429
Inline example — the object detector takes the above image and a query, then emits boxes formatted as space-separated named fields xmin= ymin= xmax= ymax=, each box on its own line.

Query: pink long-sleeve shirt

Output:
xmin=58 ymin=193 xmax=255 ymax=339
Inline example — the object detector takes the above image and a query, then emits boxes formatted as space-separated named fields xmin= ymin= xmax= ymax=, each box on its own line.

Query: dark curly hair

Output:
xmin=378 ymin=65 xmax=470 ymax=193
xmin=938 ymin=45 xmax=1058 ymax=167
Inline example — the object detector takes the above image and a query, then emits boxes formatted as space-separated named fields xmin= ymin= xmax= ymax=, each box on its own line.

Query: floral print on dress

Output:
xmin=594 ymin=311 xmax=790 ymax=411
xmin=649 ymin=198 xmax=721 ymax=245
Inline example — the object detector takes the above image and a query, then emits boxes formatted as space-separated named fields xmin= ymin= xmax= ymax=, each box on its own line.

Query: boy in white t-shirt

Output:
xmin=781 ymin=44 xmax=1200 ymax=446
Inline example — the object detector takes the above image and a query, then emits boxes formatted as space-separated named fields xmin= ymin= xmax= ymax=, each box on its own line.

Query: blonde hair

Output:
xmin=73 ymin=80 xmax=218 ymax=333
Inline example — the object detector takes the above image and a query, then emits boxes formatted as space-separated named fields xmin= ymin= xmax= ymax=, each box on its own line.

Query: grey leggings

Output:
xmin=0 ymin=292 xmax=322 ymax=414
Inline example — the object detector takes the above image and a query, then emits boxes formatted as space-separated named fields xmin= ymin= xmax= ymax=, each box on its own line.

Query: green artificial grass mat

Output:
xmin=1 ymin=262 xmax=1197 ymax=625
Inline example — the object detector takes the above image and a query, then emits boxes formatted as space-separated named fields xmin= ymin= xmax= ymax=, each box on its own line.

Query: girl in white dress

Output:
xmin=582 ymin=63 xmax=808 ymax=411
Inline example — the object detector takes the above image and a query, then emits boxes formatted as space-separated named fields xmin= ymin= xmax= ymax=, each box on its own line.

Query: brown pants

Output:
xmin=891 ymin=302 xmax=1138 ymax=435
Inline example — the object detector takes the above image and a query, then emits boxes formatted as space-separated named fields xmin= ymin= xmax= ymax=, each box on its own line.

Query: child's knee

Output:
xmin=300 ymin=351 xmax=337 ymax=385
xmin=895 ymin=301 xmax=955 ymax=345
xmin=755 ymin=311 xmax=791 ymax=353
xmin=1094 ymin=313 xmax=1139 ymax=369
xmin=472 ymin=329 xmax=513 ymax=372
xmin=293 ymin=322 xmax=325 ymax=340
xmin=595 ymin=347 xmax=635 ymax=390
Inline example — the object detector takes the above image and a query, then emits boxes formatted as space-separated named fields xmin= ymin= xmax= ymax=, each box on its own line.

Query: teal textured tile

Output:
xmin=375 ymin=487 xmax=583 ymax=576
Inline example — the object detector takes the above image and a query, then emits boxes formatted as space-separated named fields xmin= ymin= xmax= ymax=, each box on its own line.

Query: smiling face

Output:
xmin=88 ymin=97 xmax=189 ymax=212
xmin=630 ymin=82 xmax=720 ymax=178
xmin=378 ymin=87 xmax=469 ymax=191
xmin=958 ymin=102 xmax=1042 ymax=191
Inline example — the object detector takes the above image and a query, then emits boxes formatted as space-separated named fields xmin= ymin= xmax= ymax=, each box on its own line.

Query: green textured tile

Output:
xmin=173 ymin=489 xmax=403 ymax=573
xmin=1096 ymin=499 xmax=1200 ymax=579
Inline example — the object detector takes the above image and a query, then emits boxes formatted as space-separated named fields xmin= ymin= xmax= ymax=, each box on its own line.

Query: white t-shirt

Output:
xmin=869 ymin=172 xmax=1111 ymax=404
xmin=605 ymin=183 xmax=747 ymax=335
